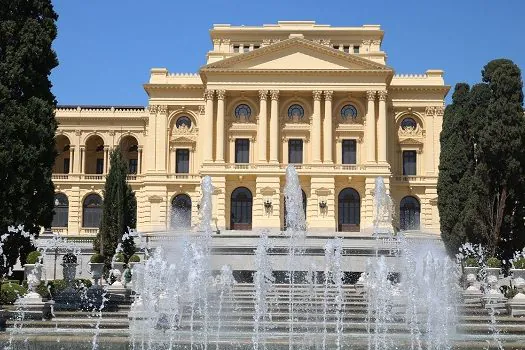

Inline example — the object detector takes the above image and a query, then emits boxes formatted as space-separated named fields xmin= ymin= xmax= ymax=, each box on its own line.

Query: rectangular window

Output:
xmin=176 ymin=149 xmax=190 ymax=173
xmin=63 ymin=158 xmax=70 ymax=174
xmin=342 ymin=140 xmax=357 ymax=164
xmin=129 ymin=159 xmax=138 ymax=174
xmin=353 ymin=45 xmax=360 ymax=53
xmin=333 ymin=45 xmax=340 ymax=50
xmin=343 ymin=45 xmax=350 ymax=53
xmin=235 ymin=139 xmax=250 ymax=163
xmin=253 ymin=45 xmax=260 ymax=50
xmin=96 ymin=158 xmax=104 ymax=174
xmin=243 ymin=45 xmax=250 ymax=53
xmin=233 ymin=45 xmax=240 ymax=53
xmin=403 ymin=150 xmax=417 ymax=175
xmin=288 ymin=139 xmax=303 ymax=164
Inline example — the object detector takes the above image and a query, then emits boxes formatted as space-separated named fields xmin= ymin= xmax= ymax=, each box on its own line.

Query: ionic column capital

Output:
xmin=270 ymin=90 xmax=280 ymax=101
xmin=258 ymin=90 xmax=269 ymax=100
xmin=378 ymin=90 xmax=388 ymax=101
xmin=216 ymin=89 xmax=226 ymax=100
xmin=313 ymin=90 xmax=323 ymax=101
xmin=366 ymin=90 xmax=376 ymax=101
xmin=204 ymin=89 xmax=215 ymax=101
xmin=324 ymin=90 xmax=334 ymax=101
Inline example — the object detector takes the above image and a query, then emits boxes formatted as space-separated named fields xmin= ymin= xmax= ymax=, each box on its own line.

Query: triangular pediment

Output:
xmin=202 ymin=37 xmax=390 ymax=72
xmin=399 ymin=138 xmax=423 ymax=145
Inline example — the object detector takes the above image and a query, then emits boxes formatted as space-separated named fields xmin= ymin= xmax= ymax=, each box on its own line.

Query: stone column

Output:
xmin=269 ymin=90 xmax=280 ymax=163
xmin=70 ymin=146 xmax=76 ymax=174
xmin=312 ymin=91 xmax=322 ymax=163
xmin=216 ymin=90 xmax=226 ymax=162
xmin=377 ymin=90 xmax=387 ymax=163
xmin=104 ymin=146 xmax=110 ymax=174
xmin=365 ymin=90 xmax=376 ymax=163
xmin=204 ymin=89 xmax=215 ymax=162
xmin=323 ymin=91 xmax=333 ymax=163
xmin=79 ymin=146 xmax=84 ymax=173
xmin=137 ymin=146 xmax=143 ymax=174
xmin=258 ymin=90 xmax=268 ymax=162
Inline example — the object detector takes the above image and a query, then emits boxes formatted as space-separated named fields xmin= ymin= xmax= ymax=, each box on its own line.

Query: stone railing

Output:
xmin=393 ymin=175 xmax=438 ymax=183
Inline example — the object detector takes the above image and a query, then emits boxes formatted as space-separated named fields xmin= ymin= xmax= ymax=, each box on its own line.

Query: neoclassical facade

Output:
xmin=52 ymin=21 xmax=449 ymax=236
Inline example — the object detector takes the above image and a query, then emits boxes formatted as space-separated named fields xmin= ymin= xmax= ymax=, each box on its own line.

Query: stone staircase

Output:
xmin=2 ymin=283 xmax=525 ymax=349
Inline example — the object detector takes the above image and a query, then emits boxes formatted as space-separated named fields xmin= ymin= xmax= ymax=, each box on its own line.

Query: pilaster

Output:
xmin=204 ymin=89 xmax=215 ymax=162
xmin=215 ymin=90 xmax=226 ymax=162
xmin=269 ymin=90 xmax=280 ymax=163
xmin=211 ymin=176 xmax=226 ymax=230
xmin=377 ymin=90 xmax=387 ymax=163
xmin=323 ymin=91 xmax=333 ymax=163
xmin=311 ymin=90 xmax=323 ymax=163
xmin=258 ymin=90 xmax=268 ymax=162
xmin=254 ymin=176 xmax=281 ymax=232
xmin=365 ymin=90 xmax=376 ymax=164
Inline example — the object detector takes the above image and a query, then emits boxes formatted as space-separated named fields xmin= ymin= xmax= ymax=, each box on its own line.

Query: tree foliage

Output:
xmin=93 ymin=147 xmax=136 ymax=264
xmin=0 ymin=0 xmax=58 ymax=276
xmin=439 ymin=59 xmax=525 ymax=257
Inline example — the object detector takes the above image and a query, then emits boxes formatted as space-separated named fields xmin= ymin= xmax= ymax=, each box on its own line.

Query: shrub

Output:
xmin=487 ymin=257 xmax=502 ymax=268
xmin=128 ymin=254 xmax=140 ymax=263
xmin=46 ymin=278 xmax=93 ymax=297
xmin=513 ymin=258 xmax=525 ymax=269
xmin=90 ymin=253 xmax=105 ymax=264
xmin=464 ymin=257 xmax=479 ymax=267
xmin=113 ymin=253 xmax=125 ymax=263
xmin=0 ymin=282 xmax=27 ymax=305
xmin=26 ymin=251 xmax=41 ymax=264
xmin=62 ymin=253 xmax=77 ymax=264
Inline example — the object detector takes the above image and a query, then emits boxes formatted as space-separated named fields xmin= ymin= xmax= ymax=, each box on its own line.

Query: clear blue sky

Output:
xmin=50 ymin=0 xmax=525 ymax=106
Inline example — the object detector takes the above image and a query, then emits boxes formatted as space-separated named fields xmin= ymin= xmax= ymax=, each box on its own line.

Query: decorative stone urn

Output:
xmin=112 ymin=262 xmax=125 ymax=283
xmin=508 ymin=269 xmax=525 ymax=316
xmin=23 ymin=264 xmax=42 ymax=285
xmin=462 ymin=266 xmax=482 ymax=302
xmin=88 ymin=263 xmax=105 ymax=288
xmin=62 ymin=263 xmax=78 ymax=289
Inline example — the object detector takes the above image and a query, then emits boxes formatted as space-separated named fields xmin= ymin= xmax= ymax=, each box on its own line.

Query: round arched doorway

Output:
xmin=399 ymin=196 xmax=420 ymax=231
xmin=338 ymin=188 xmax=360 ymax=232
xmin=171 ymin=194 xmax=192 ymax=229
xmin=230 ymin=187 xmax=253 ymax=230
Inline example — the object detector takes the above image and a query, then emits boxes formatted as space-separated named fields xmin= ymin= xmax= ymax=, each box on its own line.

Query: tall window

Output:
xmin=129 ymin=159 xmax=138 ymax=174
xmin=353 ymin=45 xmax=360 ymax=53
xmin=96 ymin=158 xmax=104 ymax=174
xmin=52 ymin=193 xmax=69 ymax=228
xmin=338 ymin=188 xmax=360 ymax=232
xmin=288 ymin=139 xmax=303 ymax=164
xmin=63 ymin=158 xmax=70 ymax=174
xmin=176 ymin=149 xmax=190 ymax=173
xmin=342 ymin=140 xmax=357 ymax=164
xmin=83 ymin=194 xmax=103 ymax=228
xmin=403 ymin=151 xmax=417 ymax=175
xmin=230 ymin=187 xmax=253 ymax=230
xmin=235 ymin=139 xmax=250 ymax=163
xmin=400 ymin=196 xmax=421 ymax=231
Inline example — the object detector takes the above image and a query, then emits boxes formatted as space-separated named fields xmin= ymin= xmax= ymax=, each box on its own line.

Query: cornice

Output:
xmin=201 ymin=68 xmax=393 ymax=76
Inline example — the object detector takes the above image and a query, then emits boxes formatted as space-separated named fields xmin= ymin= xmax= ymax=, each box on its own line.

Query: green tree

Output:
xmin=93 ymin=147 xmax=136 ymax=264
xmin=0 ymin=0 xmax=58 ymax=276
xmin=439 ymin=59 xmax=525 ymax=257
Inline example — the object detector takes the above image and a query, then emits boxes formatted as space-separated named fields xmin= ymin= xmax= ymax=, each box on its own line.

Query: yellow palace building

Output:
xmin=51 ymin=21 xmax=449 ymax=237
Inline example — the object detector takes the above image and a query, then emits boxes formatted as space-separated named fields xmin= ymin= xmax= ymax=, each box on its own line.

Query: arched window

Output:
xmin=338 ymin=188 xmax=360 ymax=232
xmin=85 ymin=135 xmax=105 ymax=174
xmin=176 ymin=116 xmax=192 ymax=129
xmin=230 ymin=187 xmax=253 ymax=230
xmin=401 ymin=117 xmax=417 ymax=130
xmin=341 ymin=104 xmax=358 ymax=120
xmin=83 ymin=194 xmax=103 ymax=228
xmin=54 ymin=135 xmax=71 ymax=174
xmin=283 ymin=189 xmax=307 ymax=230
xmin=234 ymin=104 xmax=252 ymax=120
xmin=171 ymin=194 xmax=192 ymax=229
xmin=400 ymin=196 xmax=420 ymax=231
xmin=52 ymin=193 xmax=69 ymax=227
xmin=119 ymin=136 xmax=139 ymax=174
xmin=287 ymin=104 xmax=305 ymax=120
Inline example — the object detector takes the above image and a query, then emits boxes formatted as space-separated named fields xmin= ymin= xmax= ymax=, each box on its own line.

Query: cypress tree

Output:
xmin=438 ymin=83 xmax=473 ymax=254
xmin=94 ymin=147 xmax=136 ymax=264
xmin=439 ymin=59 xmax=525 ymax=257
xmin=0 ymin=0 xmax=59 ymax=275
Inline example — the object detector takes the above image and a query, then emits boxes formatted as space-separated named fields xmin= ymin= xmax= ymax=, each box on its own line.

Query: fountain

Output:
xmin=3 ymin=167 xmax=524 ymax=349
